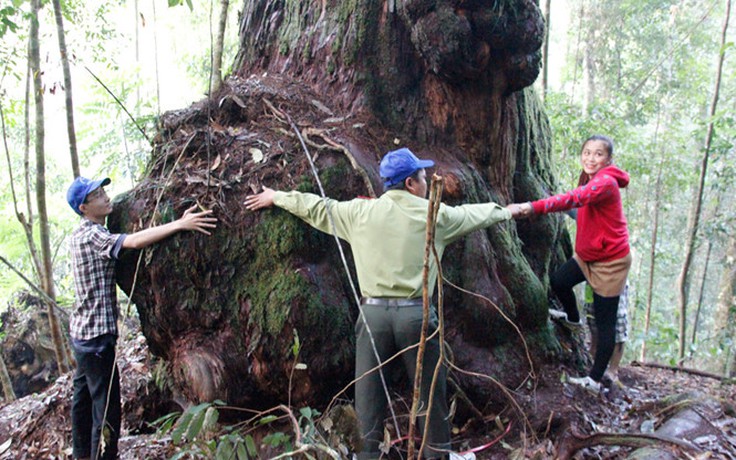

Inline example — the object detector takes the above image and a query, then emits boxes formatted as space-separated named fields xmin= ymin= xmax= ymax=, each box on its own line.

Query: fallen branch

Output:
xmin=556 ymin=425 xmax=699 ymax=460
xmin=631 ymin=360 xmax=728 ymax=381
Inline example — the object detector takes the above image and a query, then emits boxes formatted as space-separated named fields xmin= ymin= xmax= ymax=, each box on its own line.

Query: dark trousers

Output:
xmin=71 ymin=344 xmax=121 ymax=460
xmin=355 ymin=304 xmax=450 ymax=459
xmin=550 ymin=258 xmax=619 ymax=381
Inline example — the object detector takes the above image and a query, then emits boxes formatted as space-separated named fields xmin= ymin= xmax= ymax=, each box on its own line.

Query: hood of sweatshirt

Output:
xmin=594 ymin=165 xmax=630 ymax=189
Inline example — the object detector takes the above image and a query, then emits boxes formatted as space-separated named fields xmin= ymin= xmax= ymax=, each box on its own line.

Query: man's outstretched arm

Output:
xmin=244 ymin=186 xmax=276 ymax=211
xmin=122 ymin=205 xmax=217 ymax=249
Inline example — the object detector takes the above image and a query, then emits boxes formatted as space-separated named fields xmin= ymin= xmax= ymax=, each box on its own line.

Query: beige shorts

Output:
xmin=573 ymin=252 xmax=632 ymax=297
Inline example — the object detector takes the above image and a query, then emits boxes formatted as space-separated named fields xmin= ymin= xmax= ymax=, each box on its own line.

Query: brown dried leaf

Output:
xmin=249 ymin=147 xmax=265 ymax=163
xmin=210 ymin=154 xmax=222 ymax=171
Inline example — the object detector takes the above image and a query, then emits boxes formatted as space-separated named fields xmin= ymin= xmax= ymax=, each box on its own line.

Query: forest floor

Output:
xmin=0 ymin=321 xmax=734 ymax=459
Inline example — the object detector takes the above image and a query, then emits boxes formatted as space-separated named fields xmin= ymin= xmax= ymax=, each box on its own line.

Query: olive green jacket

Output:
xmin=273 ymin=190 xmax=511 ymax=298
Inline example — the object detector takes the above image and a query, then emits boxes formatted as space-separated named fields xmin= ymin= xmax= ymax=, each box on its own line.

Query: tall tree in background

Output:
xmin=581 ymin=0 xmax=596 ymax=112
xmin=640 ymin=141 xmax=666 ymax=362
xmin=714 ymin=234 xmax=736 ymax=375
xmin=210 ymin=0 xmax=229 ymax=93
xmin=51 ymin=0 xmax=79 ymax=178
xmin=541 ymin=0 xmax=551 ymax=98
xmin=690 ymin=195 xmax=721 ymax=353
xmin=675 ymin=0 xmax=730 ymax=363
xmin=29 ymin=0 xmax=69 ymax=374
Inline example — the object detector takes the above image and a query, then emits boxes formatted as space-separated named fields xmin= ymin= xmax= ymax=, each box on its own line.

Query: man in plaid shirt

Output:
xmin=67 ymin=176 xmax=216 ymax=460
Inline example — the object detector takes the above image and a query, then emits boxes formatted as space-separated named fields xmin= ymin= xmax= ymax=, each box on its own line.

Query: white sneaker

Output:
xmin=549 ymin=309 xmax=583 ymax=327
xmin=449 ymin=452 xmax=476 ymax=460
xmin=549 ymin=309 xmax=568 ymax=320
xmin=568 ymin=376 xmax=601 ymax=392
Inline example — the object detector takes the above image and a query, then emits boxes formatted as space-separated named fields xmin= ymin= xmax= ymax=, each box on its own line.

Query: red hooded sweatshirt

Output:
xmin=531 ymin=165 xmax=630 ymax=262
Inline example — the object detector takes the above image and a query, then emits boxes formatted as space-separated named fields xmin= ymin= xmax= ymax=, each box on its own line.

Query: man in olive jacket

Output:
xmin=245 ymin=148 xmax=512 ymax=459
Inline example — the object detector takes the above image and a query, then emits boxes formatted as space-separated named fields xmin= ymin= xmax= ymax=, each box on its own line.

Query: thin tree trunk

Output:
xmin=22 ymin=37 xmax=42 ymax=285
xmin=714 ymin=235 xmax=736 ymax=375
xmin=675 ymin=0 xmax=730 ymax=363
xmin=690 ymin=240 xmax=713 ymax=351
xmin=210 ymin=0 xmax=229 ymax=93
xmin=51 ymin=0 xmax=79 ymax=178
xmin=541 ymin=0 xmax=551 ymax=98
xmin=569 ymin=1 xmax=585 ymax=103
xmin=641 ymin=149 xmax=665 ymax=362
xmin=0 ymin=353 xmax=15 ymax=402
xmin=152 ymin=0 xmax=161 ymax=114
xmin=135 ymin=0 xmax=140 ymax=107
xmin=30 ymin=0 xmax=69 ymax=375
xmin=1 ymin=102 xmax=43 ymax=283
xmin=582 ymin=0 xmax=596 ymax=112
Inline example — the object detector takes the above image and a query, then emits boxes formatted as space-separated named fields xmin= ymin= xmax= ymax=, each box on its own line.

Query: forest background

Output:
xmin=0 ymin=0 xmax=734 ymax=381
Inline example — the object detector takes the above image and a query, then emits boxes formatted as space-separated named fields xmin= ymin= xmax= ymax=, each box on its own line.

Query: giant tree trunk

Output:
xmin=111 ymin=0 xmax=568 ymax=411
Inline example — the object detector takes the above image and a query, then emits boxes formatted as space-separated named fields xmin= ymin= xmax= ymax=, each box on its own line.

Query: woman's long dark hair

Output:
xmin=577 ymin=135 xmax=614 ymax=186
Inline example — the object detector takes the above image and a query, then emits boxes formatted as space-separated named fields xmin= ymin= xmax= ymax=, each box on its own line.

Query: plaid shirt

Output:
xmin=69 ymin=219 xmax=126 ymax=340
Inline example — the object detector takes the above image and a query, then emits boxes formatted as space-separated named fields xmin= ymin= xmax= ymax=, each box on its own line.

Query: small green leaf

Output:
xmin=186 ymin=407 xmax=207 ymax=441
xmin=245 ymin=435 xmax=257 ymax=456
xmin=258 ymin=415 xmax=278 ymax=425
xmin=236 ymin=441 xmax=249 ymax=460
xmin=172 ymin=411 xmax=193 ymax=444
xmin=215 ymin=436 xmax=234 ymax=460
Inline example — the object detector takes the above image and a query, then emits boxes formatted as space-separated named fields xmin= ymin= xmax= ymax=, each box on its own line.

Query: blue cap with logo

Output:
xmin=379 ymin=148 xmax=435 ymax=188
xmin=67 ymin=176 xmax=111 ymax=215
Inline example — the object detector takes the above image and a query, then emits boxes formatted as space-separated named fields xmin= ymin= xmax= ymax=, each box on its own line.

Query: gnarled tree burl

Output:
xmin=110 ymin=0 xmax=571 ymax=412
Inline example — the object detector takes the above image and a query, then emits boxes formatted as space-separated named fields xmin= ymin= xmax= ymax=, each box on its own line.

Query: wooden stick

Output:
xmin=557 ymin=426 xmax=699 ymax=460
xmin=408 ymin=174 xmax=443 ymax=460
xmin=631 ymin=360 xmax=729 ymax=381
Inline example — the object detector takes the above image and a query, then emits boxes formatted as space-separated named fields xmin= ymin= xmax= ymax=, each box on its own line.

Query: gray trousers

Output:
xmin=355 ymin=303 xmax=450 ymax=459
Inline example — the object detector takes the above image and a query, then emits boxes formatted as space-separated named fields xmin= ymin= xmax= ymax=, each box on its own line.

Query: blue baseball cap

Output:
xmin=379 ymin=148 xmax=434 ymax=188
xmin=67 ymin=176 xmax=111 ymax=215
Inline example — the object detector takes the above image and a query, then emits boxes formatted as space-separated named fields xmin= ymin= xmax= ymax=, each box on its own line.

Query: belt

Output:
xmin=362 ymin=297 xmax=424 ymax=307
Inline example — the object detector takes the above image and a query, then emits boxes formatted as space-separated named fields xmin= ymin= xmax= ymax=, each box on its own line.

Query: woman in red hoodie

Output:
xmin=513 ymin=135 xmax=632 ymax=392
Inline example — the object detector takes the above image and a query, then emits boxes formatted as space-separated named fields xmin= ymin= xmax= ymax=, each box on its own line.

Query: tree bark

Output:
xmin=675 ymin=0 xmax=730 ymax=363
xmin=51 ymin=0 xmax=80 ymax=178
xmin=210 ymin=0 xmax=229 ymax=93
xmin=29 ymin=0 xmax=69 ymax=375
xmin=0 ymin=354 xmax=15 ymax=402
xmin=111 ymin=0 xmax=566 ymax=410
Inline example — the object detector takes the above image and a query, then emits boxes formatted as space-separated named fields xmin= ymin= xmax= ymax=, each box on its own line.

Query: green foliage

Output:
xmin=168 ymin=0 xmax=194 ymax=11
xmin=0 ymin=6 xmax=20 ymax=38
xmin=157 ymin=402 xmax=338 ymax=459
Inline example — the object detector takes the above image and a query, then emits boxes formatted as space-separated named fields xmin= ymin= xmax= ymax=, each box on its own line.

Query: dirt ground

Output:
xmin=0 ymin=320 xmax=734 ymax=459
